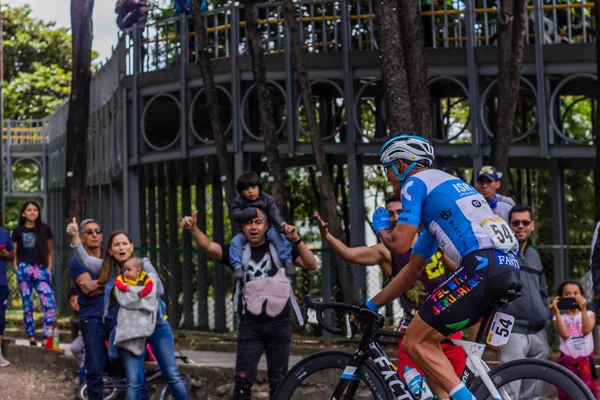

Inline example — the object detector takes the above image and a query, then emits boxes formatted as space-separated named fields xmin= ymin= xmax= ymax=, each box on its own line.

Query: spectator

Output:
xmin=181 ymin=209 xmax=318 ymax=400
xmin=0 ymin=224 xmax=15 ymax=368
xmin=230 ymin=171 xmax=295 ymax=278
xmin=313 ymin=195 xmax=465 ymax=399
xmin=68 ymin=288 xmax=86 ymax=383
xmin=497 ymin=204 xmax=551 ymax=397
xmin=475 ymin=165 xmax=515 ymax=221
xmin=70 ymin=218 xmax=106 ymax=399
xmin=12 ymin=200 xmax=55 ymax=346
xmin=551 ymin=280 xmax=598 ymax=399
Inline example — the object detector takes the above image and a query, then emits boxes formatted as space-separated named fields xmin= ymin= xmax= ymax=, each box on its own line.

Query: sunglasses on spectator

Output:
xmin=510 ymin=220 xmax=531 ymax=227
xmin=83 ymin=228 xmax=103 ymax=235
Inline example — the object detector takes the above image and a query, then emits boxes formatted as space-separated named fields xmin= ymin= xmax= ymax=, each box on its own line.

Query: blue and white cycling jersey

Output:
xmin=401 ymin=169 xmax=518 ymax=266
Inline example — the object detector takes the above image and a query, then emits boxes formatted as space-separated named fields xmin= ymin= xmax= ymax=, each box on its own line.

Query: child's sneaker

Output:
xmin=233 ymin=267 xmax=244 ymax=280
xmin=284 ymin=261 xmax=296 ymax=277
xmin=0 ymin=354 xmax=10 ymax=367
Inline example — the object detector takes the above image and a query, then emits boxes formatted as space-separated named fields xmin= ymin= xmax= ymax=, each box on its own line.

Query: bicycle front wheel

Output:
xmin=76 ymin=382 xmax=119 ymax=400
xmin=471 ymin=358 xmax=595 ymax=400
xmin=273 ymin=350 xmax=392 ymax=399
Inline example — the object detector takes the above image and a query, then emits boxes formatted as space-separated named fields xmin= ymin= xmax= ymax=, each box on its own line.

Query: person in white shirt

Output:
xmin=552 ymin=280 xmax=598 ymax=399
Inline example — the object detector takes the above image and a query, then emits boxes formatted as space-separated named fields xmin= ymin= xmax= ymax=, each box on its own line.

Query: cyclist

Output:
xmin=313 ymin=198 xmax=467 ymax=399
xmin=366 ymin=135 xmax=520 ymax=400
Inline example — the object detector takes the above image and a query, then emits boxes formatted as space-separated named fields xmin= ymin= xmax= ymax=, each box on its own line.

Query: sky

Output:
xmin=6 ymin=0 xmax=118 ymax=63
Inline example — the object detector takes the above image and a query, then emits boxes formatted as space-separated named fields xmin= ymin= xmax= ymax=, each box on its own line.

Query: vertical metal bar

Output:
xmin=525 ymin=3 xmax=531 ymax=45
xmin=180 ymin=13 xmax=189 ymax=158
xmin=196 ymin=159 xmax=208 ymax=329
xmin=430 ymin=1 xmax=436 ymax=49
xmin=551 ymin=159 xmax=568 ymax=289
xmin=147 ymin=164 xmax=157 ymax=267
xmin=231 ymin=4 xmax=242 ymax=153
xmin=533 ymin=0 xmax=549 ymax=157
xmin=552 ymin=0 xmax=559 ymax=44
xmin=139 ymin=168 xmax=148 ymax=250
xmin=284 ymin=5 xmax=296 ymax=151
xmin=582 ymin=1 xmax=587 ymax=43
xmin=225 ymin=12 xmax=230 ymax=57
xmin=333 ymin=1 xmax=338 ymax=50
xmin=157 ymin=163 xmax=168 ymax=317
xmin=443 ymin=0 xmax=449 ymax=47
xmin=168 ymin=161 xmax=180 ymax=327
xmin=214 ymin=13 xmax=219 ymax=58
xmin=212 ymin=160 xmax=226 ymax=332
xmin=311 ymin=3 xmax=317 ymax=51
xmin=567 ymin=0 xmax=572 ymax=41
xmin=484 ymin=0 xmax=490 ymax=46
xmin=181 ymin=160 xmax=193 ymax=330
xmin=355 ymin=1 xmax=362 ymax=51
xmin=321 ymin=3 xmax=327 ymax=52
xmin=132 ymin=23 xmax=140 ymax=165
xmin=465 ymin=0 xmax=481 ymax=160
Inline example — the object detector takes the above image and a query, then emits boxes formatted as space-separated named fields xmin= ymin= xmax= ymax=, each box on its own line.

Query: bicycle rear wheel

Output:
xmin=471 ymin=358 xmax=595 ymax=400
xmin=273 ymin=350 xmax=392 ymax=399
xmin=76 ymin=382 xmax=119 ymax=400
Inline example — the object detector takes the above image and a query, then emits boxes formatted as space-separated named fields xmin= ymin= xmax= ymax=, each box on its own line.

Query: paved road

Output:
xmin=15 ymin=339 xmax=304 ymax=370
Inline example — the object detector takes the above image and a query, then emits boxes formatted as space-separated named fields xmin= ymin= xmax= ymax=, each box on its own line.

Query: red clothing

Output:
xmin=398 ymin=330 xmax=467 ymax=377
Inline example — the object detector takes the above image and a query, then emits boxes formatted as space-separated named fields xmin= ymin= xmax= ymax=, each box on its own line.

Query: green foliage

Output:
xmin=4 ymin=63 xmax=71 ymax=120
xmin=0 ymin=4 xmax=72 ymax=83
xmin=1 ymin=4 xmax=73 ymax=120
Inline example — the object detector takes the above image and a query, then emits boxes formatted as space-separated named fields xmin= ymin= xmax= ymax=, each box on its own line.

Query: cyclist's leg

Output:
xmin=402 ymin=316 xmax=464 ymax=396
xmin=263 ymin=318 xmax=292 ymax=397
xmin=147 ymin=320 xmax=188 ymax=399
xmin=233 ymin=318 xmax=266 ymax=400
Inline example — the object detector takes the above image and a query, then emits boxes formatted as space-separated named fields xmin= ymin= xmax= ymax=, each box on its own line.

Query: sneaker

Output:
xmin=284 ymin=261 xmax=296 ymax=277
xmin=29 ymin=340 xmax=38 ymax=346
xmin=0 ymin=354 xmax=10 ymax=367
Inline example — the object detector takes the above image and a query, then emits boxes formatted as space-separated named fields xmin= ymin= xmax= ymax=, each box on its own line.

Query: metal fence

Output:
xmin=116 ymin=0 xmax=598 ymax=76
xmin=4 ymin=244 xmax=592 ymax=334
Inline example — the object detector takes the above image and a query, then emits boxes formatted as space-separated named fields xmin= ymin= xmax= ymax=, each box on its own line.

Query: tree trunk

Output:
xmin=397 ymin=0 xmax=432 ymax=140
xmin=242 ymin=0 xmax=288 ymax=219
xmin=595 ymin=0 xmax=600 ymax=222
xmin=283 ymin=0 xmax=356 ymax=304
xmin=65 ymin=0 xmax=95 ymax=222
xmin=191 ymin=1 xmax=236 ymax=209
xmin=372 ymin=1 xmax=414 ymax=135
xmin=492 ymin=0 xmax=527 ymax=184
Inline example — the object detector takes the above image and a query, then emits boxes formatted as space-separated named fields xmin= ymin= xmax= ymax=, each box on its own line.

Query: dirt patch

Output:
xmin=0 ymin=361 xmax=77 ymax=400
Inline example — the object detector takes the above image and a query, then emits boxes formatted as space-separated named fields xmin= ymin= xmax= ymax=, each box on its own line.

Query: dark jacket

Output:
xmin=499 ymin=245 xmax=551 ymax=334
xmin=231 ymin=192 xmax=284 ymax=231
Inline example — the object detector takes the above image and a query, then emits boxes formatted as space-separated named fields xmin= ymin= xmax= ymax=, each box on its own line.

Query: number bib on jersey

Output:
xmin=487 ymin=312 xmax=515 ymax=346
xmin=479 ymin=217 xmax=517 ymax=253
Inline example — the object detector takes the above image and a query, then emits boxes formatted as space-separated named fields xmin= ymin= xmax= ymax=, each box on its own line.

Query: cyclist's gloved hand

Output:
xmin=350 ymin=300 xmax=381 ymax=338
xmin=371 ymin=208 xmax=391 ymax=235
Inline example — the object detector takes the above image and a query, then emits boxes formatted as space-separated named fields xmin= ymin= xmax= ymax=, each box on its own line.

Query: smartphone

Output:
xmin=557 ymin=297 xmax=579 ymax=310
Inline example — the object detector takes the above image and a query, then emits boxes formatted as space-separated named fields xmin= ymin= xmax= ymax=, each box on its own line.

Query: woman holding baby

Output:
xmin=66 ymin=219 xmax=188 ymax=400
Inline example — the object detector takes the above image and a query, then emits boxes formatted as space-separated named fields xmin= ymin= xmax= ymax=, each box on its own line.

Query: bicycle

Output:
xmin=274 ymin=289 xmax=595 ymax=399
xmin=76 ymin=352 xmax=194 ymax=400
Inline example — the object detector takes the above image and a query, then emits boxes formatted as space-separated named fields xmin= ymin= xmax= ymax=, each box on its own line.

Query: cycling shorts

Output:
xmin=418 ymin=248 xmax=520 ymax=337
xmin=398 ymin=330 xmax=466 ymax=377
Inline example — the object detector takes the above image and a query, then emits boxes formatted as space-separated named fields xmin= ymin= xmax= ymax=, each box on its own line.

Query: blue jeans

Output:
xmin=122 ymin=320 xmax=187 ymax=400
xmin=229 ymin=228 xmax=292 ymax=269
xmin=81 ymin=317 xmax=107 ymax=400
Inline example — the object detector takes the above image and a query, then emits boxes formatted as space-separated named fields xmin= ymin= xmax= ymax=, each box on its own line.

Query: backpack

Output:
xmin=233 ymin=242 xmax=305 ymax=326
xmin=115 ymin=0 xmax=147 ymax=30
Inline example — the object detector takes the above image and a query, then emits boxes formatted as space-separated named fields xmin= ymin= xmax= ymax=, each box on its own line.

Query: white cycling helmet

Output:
xmin=379 ymin=134 xmax=435 ymax=167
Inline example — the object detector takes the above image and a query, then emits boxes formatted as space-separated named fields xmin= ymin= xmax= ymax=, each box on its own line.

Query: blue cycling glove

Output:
xmin=371 ymin=207 xmax=391 ymax=235
xmin=365 ymin=299 xmax=381 ymax=311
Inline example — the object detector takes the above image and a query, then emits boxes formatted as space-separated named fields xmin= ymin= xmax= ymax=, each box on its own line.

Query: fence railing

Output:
xmin=1 ymin=120 xmax=48 ymax=145
xmin=120 ymin=0 xmax=597 ymax=75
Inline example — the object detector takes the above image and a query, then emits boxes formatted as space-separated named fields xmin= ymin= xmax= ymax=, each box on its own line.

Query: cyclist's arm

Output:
xmin=371 ymin=231 xmax=438 ymax=306
xmin=379 ymin=223 xmax=418 ymax=255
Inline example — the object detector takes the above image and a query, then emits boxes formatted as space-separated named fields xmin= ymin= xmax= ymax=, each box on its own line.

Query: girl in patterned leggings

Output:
xmin=11 ymin=200 xmax=55 ymax=346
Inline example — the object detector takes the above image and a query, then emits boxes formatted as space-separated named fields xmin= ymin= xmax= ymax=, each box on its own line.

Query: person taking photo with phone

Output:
xmin=552 ymin=281 xmax=598 ymax=399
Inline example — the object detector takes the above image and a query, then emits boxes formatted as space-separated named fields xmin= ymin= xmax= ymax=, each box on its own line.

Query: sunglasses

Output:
xmin=510 ymin=220 xmax=531 ymax=227
xmin=83 ymin=228 xmax=103 ymax=235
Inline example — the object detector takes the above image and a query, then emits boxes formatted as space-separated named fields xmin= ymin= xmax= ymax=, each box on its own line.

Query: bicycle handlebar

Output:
xmin=304 ymin=295 xmax=384 ymax=335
